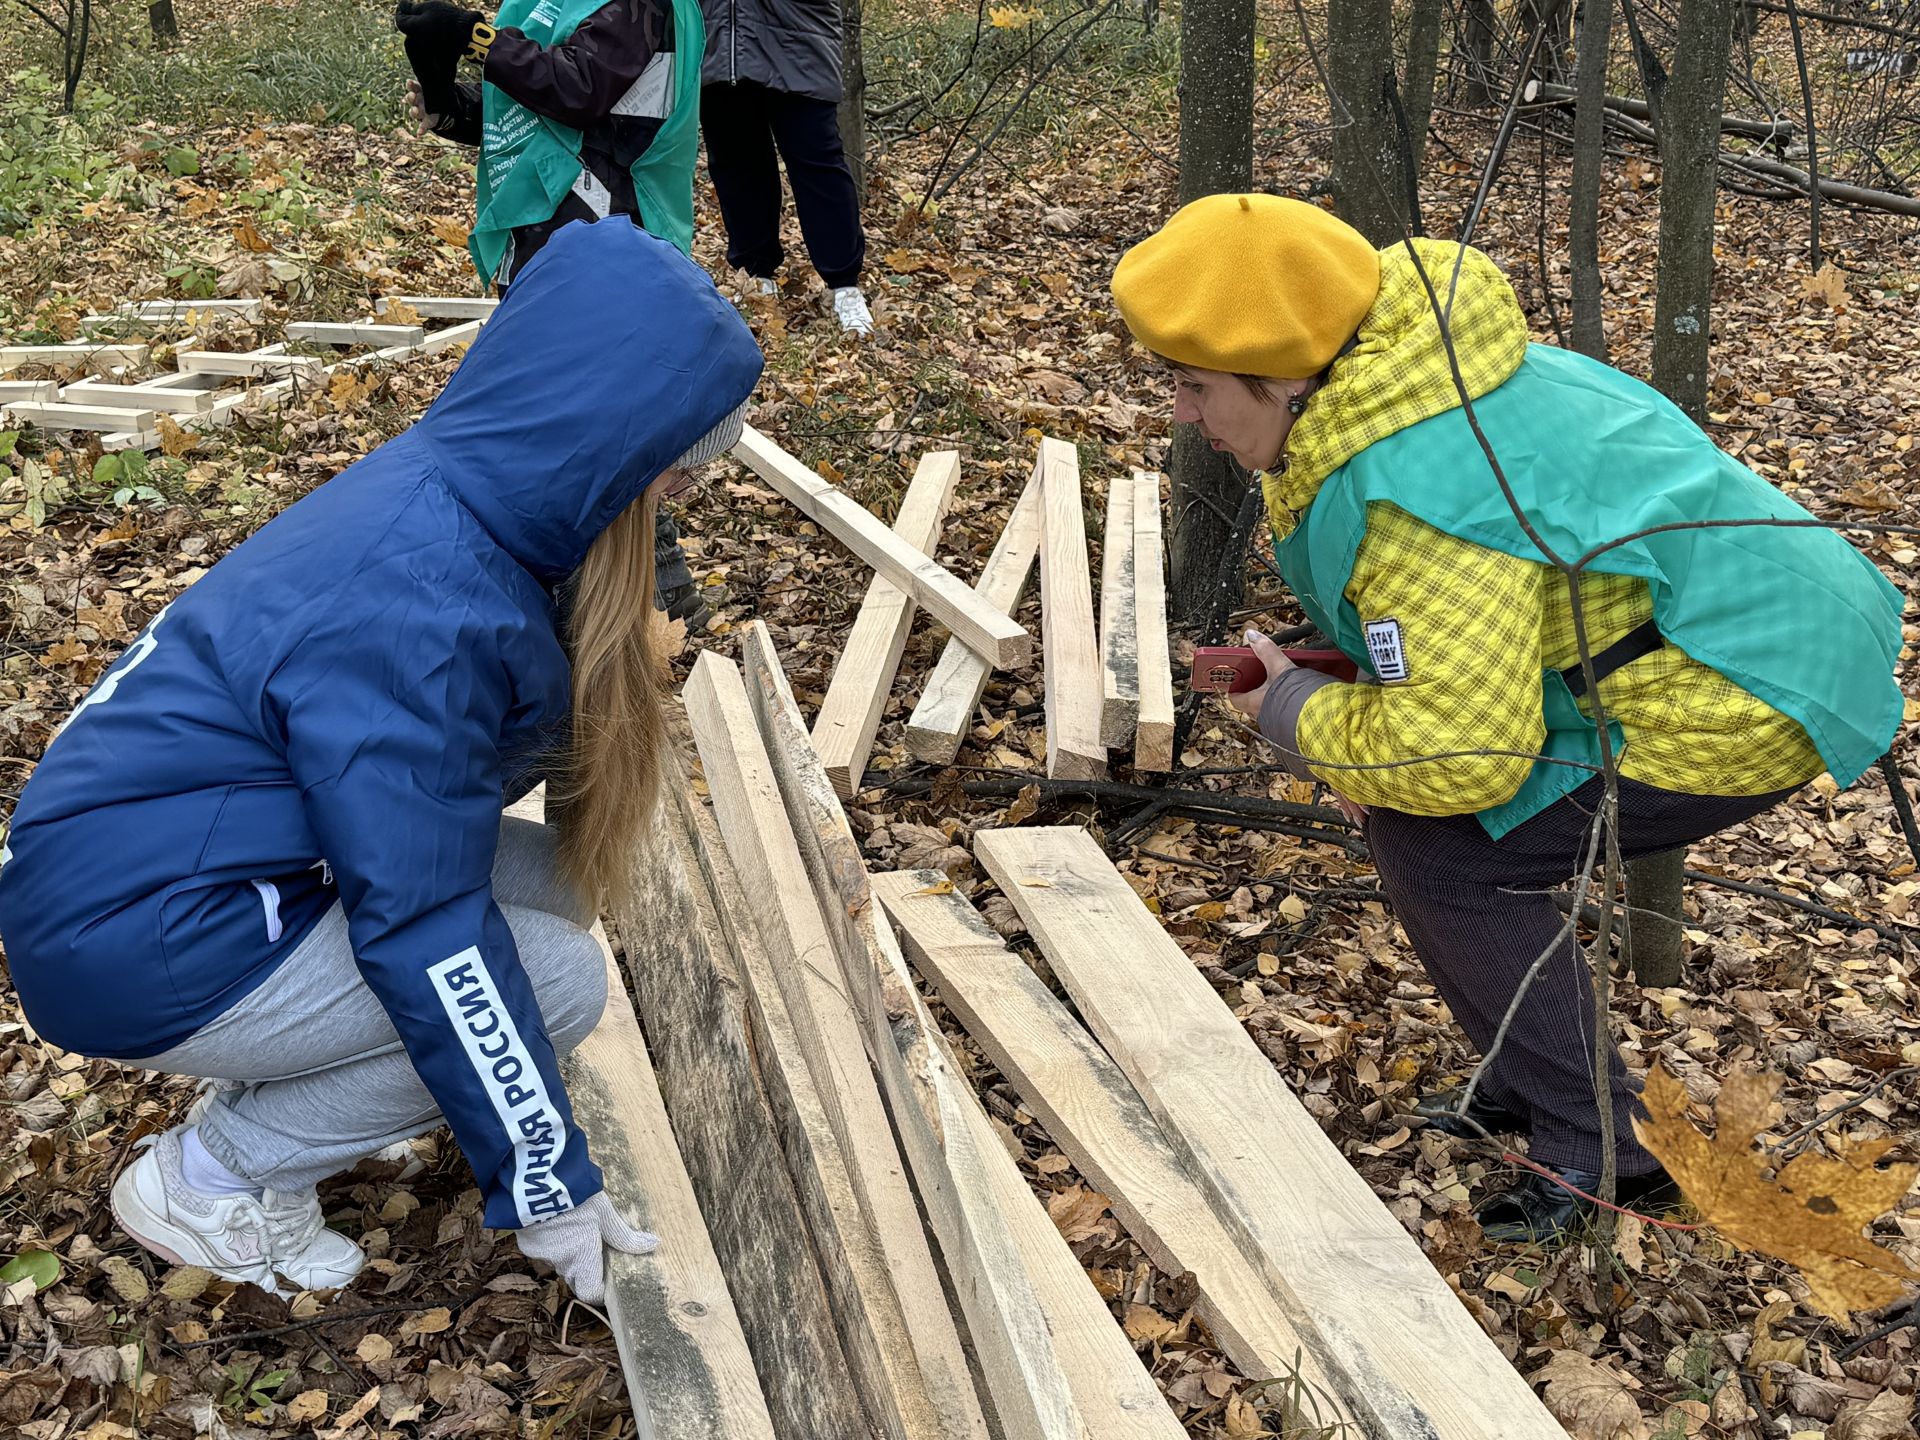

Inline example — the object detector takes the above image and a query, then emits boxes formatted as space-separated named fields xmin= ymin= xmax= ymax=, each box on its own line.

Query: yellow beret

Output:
xmin=1111 ymin=194 xmax=1382 ymax=380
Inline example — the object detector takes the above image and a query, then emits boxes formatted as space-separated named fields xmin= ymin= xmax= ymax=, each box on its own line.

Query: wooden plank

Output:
xmin=60 ymin=382 xmax=213 ymax=415
xmin=4 ymin=402 xmax=157 ymax=433
xmin=176 ymin=349 xmax=323 ymax=379
xmin=0 ymin=380 xmax=57 ymax=403
xmin=684 ymin=653 xmax=991 ymax=1440
xmin=120 ymin=298 xmax=265 ymax=320
xmin=617 ymin=773 xmax=875 ymax=1440
xmin=134 ymin=370 xmax=226 ymax=393
xmin=101 ymin=430 xmax=160 ymax=454
xmin=732 ymin=426 xmax=1032 ymax=670
xmin=974 ymin=828 xmax=1566 ymax=1440
xmin=1035 ymin=438 xmax=1105 ymax=780
xmin=1131 ymin=471 xmax=1175 ymax=772
xmin=563 ymin=936 xmax=779 ymax=1440
xmin=285 ymin=320 xmax=426 ymax=348
xmin=1098 ymin=473 xmax=1139 ymax=750
xmin=872 ymin=871 xmax=1351 ymax=1424
xmin=378 ymin=295 xmax=500 ymax=320
xmin=737 ymin=625 xmax=1179 ymax=1440
xmin=904 ymin=462 xmax=1044 ymax=766
xmin=811 ymin=450 xmax=963 ymax=799
xmin=0 ymin=344 xmax=148 ymax=371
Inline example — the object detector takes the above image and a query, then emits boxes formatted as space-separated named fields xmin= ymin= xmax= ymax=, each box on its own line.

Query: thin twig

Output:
xmin=175 ymin=1292 xmax=486 ymax=1351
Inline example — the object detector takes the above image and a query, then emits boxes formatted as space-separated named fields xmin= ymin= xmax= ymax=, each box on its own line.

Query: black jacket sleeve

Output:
xmin=432 ymin=81 xmax=485 ymax=147
xmin=483 ymin=0 xmax=666 ymax=131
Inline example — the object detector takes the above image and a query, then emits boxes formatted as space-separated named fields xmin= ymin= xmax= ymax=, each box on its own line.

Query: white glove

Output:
xmin=513 ymin=1191 xmax=659 ymax=1303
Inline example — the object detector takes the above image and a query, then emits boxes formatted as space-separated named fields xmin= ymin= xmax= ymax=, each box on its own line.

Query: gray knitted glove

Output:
xmin=514 ymin=1192 xmax=658 ymax=1303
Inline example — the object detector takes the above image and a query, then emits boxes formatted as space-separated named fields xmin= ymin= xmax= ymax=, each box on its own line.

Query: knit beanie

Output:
xmin=1111 ymin=194 xmax=1382 ymax=380
xmin=669 ymin=396 xmax=750 ymax=473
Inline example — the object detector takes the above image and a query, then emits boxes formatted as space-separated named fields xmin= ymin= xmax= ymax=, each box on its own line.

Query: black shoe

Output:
xmin=1415 ymin=1088 xmax=1532 ymax=1140
xmin=1476 ymin=1164 xmax=1680 ymax=1245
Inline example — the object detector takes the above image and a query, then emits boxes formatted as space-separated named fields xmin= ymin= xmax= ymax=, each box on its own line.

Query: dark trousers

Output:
xmin=1367 ymin=776 xmax=1796 ymax=1175
xmin=701 ymin=80 xmax=865 ymax=289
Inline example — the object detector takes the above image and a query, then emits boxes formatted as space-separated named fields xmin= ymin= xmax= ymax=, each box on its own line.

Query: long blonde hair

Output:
xmin=553 ymin=486 xmax=671 ymax=913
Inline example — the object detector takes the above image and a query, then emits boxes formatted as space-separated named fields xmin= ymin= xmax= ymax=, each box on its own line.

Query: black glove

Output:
xmin=394 ymin=2 xmax=493 ymax=67
xmin=402 ymin=31 xmax=461 ymax=120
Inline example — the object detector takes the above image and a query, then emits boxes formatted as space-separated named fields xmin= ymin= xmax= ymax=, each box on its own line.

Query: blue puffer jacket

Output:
xmin=0 ymin=219 xmax=764 ymax=1229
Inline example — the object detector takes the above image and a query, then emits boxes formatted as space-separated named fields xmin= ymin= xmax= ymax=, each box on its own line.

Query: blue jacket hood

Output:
xmin=417 ymin=219 xmax=764 ymax=582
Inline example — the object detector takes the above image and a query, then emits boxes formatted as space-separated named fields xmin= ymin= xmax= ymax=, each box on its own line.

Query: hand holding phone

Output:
xmin=1189 ymin=645 xmax=1360 ymax=693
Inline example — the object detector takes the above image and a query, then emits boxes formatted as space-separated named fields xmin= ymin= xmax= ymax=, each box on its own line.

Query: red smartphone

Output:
xmin=1188 ymin=646 xmax=1361 ymax=692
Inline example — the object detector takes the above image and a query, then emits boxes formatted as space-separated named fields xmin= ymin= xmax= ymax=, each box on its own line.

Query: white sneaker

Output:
xmin=110 ymin=1127 xmax=365 ymax=1294
xmin=831 ymin=286 xmax=874 ymax=336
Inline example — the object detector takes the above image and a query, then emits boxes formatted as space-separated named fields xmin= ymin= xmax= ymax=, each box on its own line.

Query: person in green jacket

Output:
xmin=1112 ymin=194 xmax=1904 ymax=1243
xmin=396 ymin=0 xmax=723 ymax=628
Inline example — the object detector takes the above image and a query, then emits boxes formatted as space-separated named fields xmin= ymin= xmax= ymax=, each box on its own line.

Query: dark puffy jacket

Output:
xmin=699 ymin=0 xmax=841 ymax=101
xmin=0 ymin=220 xmax=764 ymax=1229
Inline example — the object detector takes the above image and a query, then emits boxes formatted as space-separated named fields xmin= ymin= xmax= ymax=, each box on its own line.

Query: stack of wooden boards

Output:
xmin=731 ymin=426 xmax=1175 ymax=795
xmin=561 ymin=611 xmax=1566 ymax=1437
xmin=0 ymin=296 xmax=496 ymax=452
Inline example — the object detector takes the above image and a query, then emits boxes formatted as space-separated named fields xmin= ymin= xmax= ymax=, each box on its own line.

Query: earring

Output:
xmin=1287 ymin=392 xmax=1307 ymax=417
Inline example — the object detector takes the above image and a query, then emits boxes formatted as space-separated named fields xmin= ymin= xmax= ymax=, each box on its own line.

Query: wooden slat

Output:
xmin=0 ymin=380 xmax=58 ymax=403
xmin=60 ymin=382 xmax=213 ymax=415
xmin=737 ymin=625 xmax=1181 ymax=1440
xmin=872 ymin=871 xmax=1350 ymax=1422
xmin=1098 ymin=473 xmax=1139 ymax=750
xmin=562 ymin=939 xmax=778 ymax=1440
xmin=811 ymin=450 xmax=963 ymax=798
xmin=176 ymin=349 xmax=323 ymax=378
xmin=974 ymin=827 xmax=1566 ymax=1440
xmin=904 ymin=462 xmax=1043 ymax=765
xmin=0 ymin=344 xmax=147 ymax=371
xmin=1131 ymin=471 xmax=1175 ymax=772
xmin=120 ymin=298 xmax=265 ymax=320
xmin=619 ymin=778 xmax=878 ymax=1440
xmin=3 ymin=402 xmax=158 ymax=433
xmin=732 ymin=426 xmax=1032 ymax=669
xmin=285 ymin=320 xmax=426 ymax=348
xmin=684 ymin=653 xmax=991 ymax=1440
xmin=374 ymin=318 xmax=485 ymax=362
xmin=1035 ymin=438 xmax=1105 ymax=779
xmin=378 ymin=295 xmax=499 ymax=320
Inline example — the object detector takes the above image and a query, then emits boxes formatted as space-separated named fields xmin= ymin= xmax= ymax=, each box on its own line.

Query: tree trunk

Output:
xmin=1648 ymin=0 xmax=1736 ymax=423
xmin=838 ymin=0 xmax=866 ymax=197
xmin=1464 ymin=0 xmax=1500 ymax=104
xmin=1168 ymin=0 xmax=1255 ymax=621
xmin=1568 ymin=0 xmax=1616 ymax=360
xmin=149 ymin=0 xmax=178 ymax=45
xmin=1625 ymin=850 xmax=1687 ymax=986
xmin=1403 ymin=0 xmax=1446 ymax=177
xmin=1327 ymin=0 xmax=1413 ymax=244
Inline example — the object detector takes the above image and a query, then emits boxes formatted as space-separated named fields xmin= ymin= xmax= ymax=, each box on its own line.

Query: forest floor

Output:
xmin=0 ymin=2 xmax=1917 ymax=1437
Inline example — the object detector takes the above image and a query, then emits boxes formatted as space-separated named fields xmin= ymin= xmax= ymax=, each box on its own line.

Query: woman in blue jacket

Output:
xmin=0 ymin=219 xmax=763 ymax=1300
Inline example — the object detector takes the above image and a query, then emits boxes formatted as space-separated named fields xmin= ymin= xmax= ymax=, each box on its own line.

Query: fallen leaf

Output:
xmin=159 ymin=1265 xmax=213 ymax=1301
xmin=1532 ymin=1349 xmax=1650 ymax=1440
xmin=400 ymin=1305 xmax=452 ymax=1337
xmin=1044 ymin=1184 xmax=1111 ymax=1244
xmin=232 ymin=216 xmax=272 ymax=253
xmin=380 ymin=298 xmax=423 ymax=326
xmin=909 ymin=878 xmax=955 ymax=897
xmin=1633 ymin=1066 xmax=1920 ymax=1318
xmin=1122 ymin=1303 xmax=1175 ymax=1344
xmin=355 ymin=1333 xmax=395 ymax=1365
xmin=1747 ymin=1299 xmax=1806 ymax=1371
xmin=1000 ymin=781 xmax=1042 ymax=826
xmin=157 ymin=415 xmax=197 ymax=459
xmin=429 ymin=216 xmax=470 ymax=249
xmin=1802 ymin=262 xmax=1849 ymax=310
xmin=286 ymin=1390 xmax=328 ymax=1423
xmin=1223 ymin=1392 xmax=1264 ymax=1437
xmin=97 ymin=1255 xmax=150 ymax=1305
xmin=1829 ymin=1387 xmax=1916 ymax=1440
xmin=318 ymin=1385 xmax=379 ymax=1440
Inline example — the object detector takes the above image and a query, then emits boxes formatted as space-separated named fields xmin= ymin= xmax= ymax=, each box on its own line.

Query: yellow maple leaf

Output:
xmin=1633 ymin=1066 xmax=1919 ymax=1318
xmin=988 ymin=4 xmax=1042 ymax=26
xmin=329 ymin=370 xmax=372 ymax=412
xmin=380 ymin=298 xmax=424 ymax=326
xmin=1801 ymin=262 xmax=1849 ymax=311
xmin=429 ymin=216 xmax=470 ymax=249
xmin=156 ymin=415 xmax=198 ymax=459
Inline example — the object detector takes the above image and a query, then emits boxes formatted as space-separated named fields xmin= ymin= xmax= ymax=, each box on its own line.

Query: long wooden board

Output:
xmin=121 ymin=298 xmax=265 ymax=321
xmin=684 ymin=654 xmax=991 ymax=1440
xmin=1035 ymin=439 xmax=1105 ymax=779
xmin=738 ymin=625 xmax=1181 ymax=1440
xmin=732 ymin=426 xmax=1031 ymax=669
xmin=176 ymin=349 xmax=322 ymax=379
xmin=378 ymin=295 xmax=500 ymax=320
xmin=1098 ymin=473 xmax=1139 ymax=750
xmin=904 ymin=462 xmax=1044 ymax=765
xmin=563 ymin=939 xmax=778 ymax=1440
xmin=974 ymin=827 xmax=1564 ymax=1440
xmin=1131 ymin=471 xmax=1175 ymax=772
xmin=60 ymin=382 xmax=214 ymax=415
xmin=616 ymin=777 xmax=874 ymax=1440
xmin=872 ymin=871 xmax=1351 ymax=1427
xmin=285 ymin=320 xmax=426 ymax=348
xmin=811 ymin=450 xmax=963 ymax=799
xmin=3 ymin=402 xmax=158 ymax=433
xmin=0 ymin=343 xmax=147 ymax=370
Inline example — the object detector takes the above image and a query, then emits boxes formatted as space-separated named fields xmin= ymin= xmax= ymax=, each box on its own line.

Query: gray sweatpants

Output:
xmin=132 ymin=818 xmax=609 ymax=1193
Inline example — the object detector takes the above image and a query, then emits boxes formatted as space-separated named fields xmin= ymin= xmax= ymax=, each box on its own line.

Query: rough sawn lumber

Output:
xmin=731 ymin=425 xmax=1032 ymax=669
xmin=904 ymin=458 xmax=1044 ymax=765
xmin=811 ymin=449 xmax=963 ymax=798
xmin=974 ymin=826 xmax=1565 ymax=1440
xmin=1098 ymin=472 xmax=1139 ymax=750
xmin=1035 ymin=438 xmax=1106 ymax=779
xmin=1131 ymin=470 xmax=1175 ymax=772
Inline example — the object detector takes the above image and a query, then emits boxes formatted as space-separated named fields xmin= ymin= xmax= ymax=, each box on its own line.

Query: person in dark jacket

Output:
xmin=0 ymin=222 xmax=763 ymax=1299
xmin=396 ymin=0 xmax=720 ymax=628
xmin=700 ymin=0 xmax=873 ymax=334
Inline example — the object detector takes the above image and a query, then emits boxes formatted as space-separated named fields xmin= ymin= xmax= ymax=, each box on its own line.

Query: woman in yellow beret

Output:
xmin=1111 ymin=194 xmax=1904 ymax=1243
